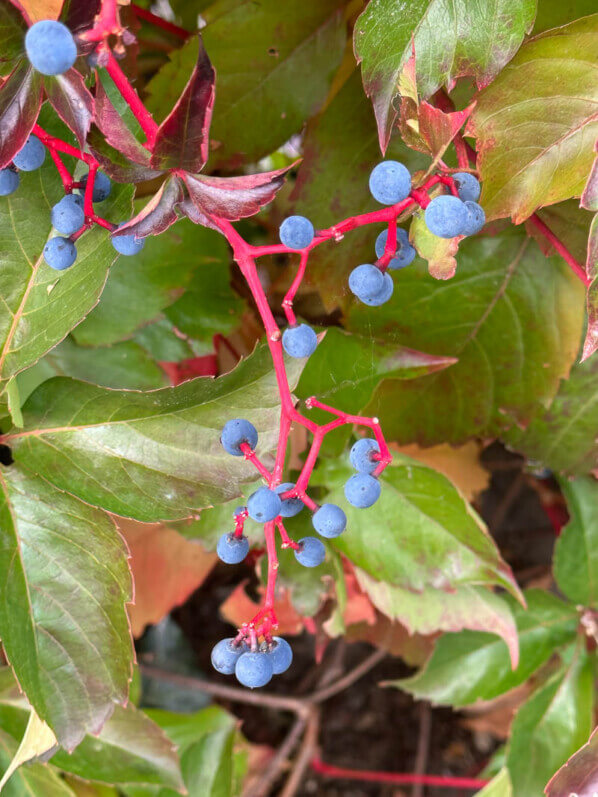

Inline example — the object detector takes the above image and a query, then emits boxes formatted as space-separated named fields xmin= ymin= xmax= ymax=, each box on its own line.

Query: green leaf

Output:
xmin=470 ymin=15 xmax=598 ymax=222
xmin=6 ymin=345 xmax=305 ymax=521
xmin=74 ymin=215 xmax=222 ymax=346
xmin=133 ymin=319 xmax=198 ymax=362
xmin=354 ymin=0 xmax=536 ymax=150
xmin=545 ymin=726 xmax=598 ymax=797
xmin=0 ymin=465 xmax=133 ymax=750
xmin=410 ymin=208 xmax=460 ymax=280
xmin=0 ymin=728 xmax=74 ymax=797
xmin=533 ymin=0 xmax=597 ymax=33
xmin=17 ymin=337 xmax=168 ymax=399
xmin=395 ymin=590 xmax=578 ymax=707
xmin=355 ymin=569 xmax=518 ymax=667
xmin=348 ymin=231 xmax=585 ymax=446
xmin=0 ymin=2 xmax=26 ymax=65
xmin=476 ymin=769 xmax=513 ymax=797
xmin=0 ymin=159 xmax=133 ymax=389
xmin=146 ymin=0 xmax=347 ymax=169
xmin=508 ymin=354 xmax=598 ymax=474
xmin=288 ymin=69 xmax=428 ymax=308
xmin=506 ymin=644 xmax=594 ymax=797
xmin=553 ymin=477 xmax=598 ymax=607
xmin=0 ymin=695 xmax=183 ymax=791
xmin=311 ymin=457 xmax=522 ymax=600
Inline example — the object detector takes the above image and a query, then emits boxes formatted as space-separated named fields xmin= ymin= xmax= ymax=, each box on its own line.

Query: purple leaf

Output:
xmin=0 ymin=60 xmax=42 ymax=169
xmin=150 ymin=35 xmax=215 ymax=173
xmin=183 ymin=164 xmax=293 ymax=221
xmin=113 ymin=176 xmax=184 ymax=238
xmin=0 ymin=0 xmax=27 ymax=63
xmin=179 ymin=197 xmax=220 ymax=232
xmin=87 ymin=125 xmax=164 ymax=183
xmin=546 ymin=726 xmax=598 ymax=797
xmin=94 ymin=77 xmax=154 ymax=167
xmin=44 ymin=68 xmax=94 ymax=147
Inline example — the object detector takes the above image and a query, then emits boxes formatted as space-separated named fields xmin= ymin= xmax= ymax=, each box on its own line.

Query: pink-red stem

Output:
xmin=311 ymin=757 xmax=488 ymax=790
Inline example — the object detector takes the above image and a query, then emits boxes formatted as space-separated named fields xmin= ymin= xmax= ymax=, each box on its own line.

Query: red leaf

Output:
xmin=94 ymin=76 xmax=154 ymax=167
xmin=183 ymin=164 xmax=293 ymax=221
xmin=150 ymin=35 xmax=215 ymax=173
xmin=44 ymin=68 xmax=93 ymax=147
xmin=418 ymin=101 xmax=473 ymax=159
xmin=546 ymin=726 xmax=598 ymax=797
xmin=178 ymin=196 xmax=220 ymax=232
xmin=0 ymin=60 xmax=42 ymax=169
xmin=113 ymin=176 xmax=184 ymax=238
xmin=87 ymin=124 xmax=163 ymax=183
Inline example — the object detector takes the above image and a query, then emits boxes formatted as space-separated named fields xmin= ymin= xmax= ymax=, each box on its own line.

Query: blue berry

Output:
xmin=0 ymin=169 xmax=19 ymax=196
xmin=13 ymin=136 xmax=45 ymax=171
xmin=267 ymin=637 xmax=293 ymax=674
xmin=369 ymin=161 xmax=411 ymax=205
xmin=43 ymin=236 xmax=76 ymax=271
xmin=211 ymin=638 xmax=247 ymax=675
xmin=344 ymin=473 xmax=381 ymax=508
xmin=216 ymin=533 xmax=249 ymax=564
xmin=221 ymin=419 xmax=258 ymax=457
xmin=375 ymin=228 xmax=416 ymax=270
xmin=349 ymin=264 xmax=384 ymax=302
xmin=247 ymin=487 xmax=282 ymax=523
xmin=350 ymin=438 xmax=380 ymax=474
xmin=282 ymin=324 xmax=317 ymax=358
xmin=360 ymin=272 xmax=393 ymax=306
xmin=294 ymin=536 xmax=326 ymax=568
xmin=111 ymin=227 xmax=145 ymax=256
xmin=453 ymin=172 xmax=481 ymax=203
xmin=234 ymin=506 xmax=246 ymax=517
xmin=51 ymin=194 xmax=84 ymax=235
xmin=275 ymin=483 xmax=304 ymax=518
xmin=312 ymin=503 xmax=346 ymax=538
xmin=235 ymin=651 xmax=273 ymax=688
xmin=81 ymin=171 xmax=111 ymax=202
xmin=279 ymin=215 xmax=314 ymax=249
xmin=424 ymin=195 xmax=467 ymax=238
xmin=25 ymin=20 xmax=77 ymax=76
xmin=461 ymin=201 xmax=486 ymax=236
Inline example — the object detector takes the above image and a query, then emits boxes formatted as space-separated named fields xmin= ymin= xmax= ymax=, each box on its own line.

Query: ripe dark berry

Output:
xmin=111 ymin=227 xmax=145 ymax=256
xmin=221 ymin=419 xmax=258 ymax=456
xmin=294 ymin=536 xmax=326 ymax=568
xmin=312 ymin=503 xmax=346 ymax=538
xmin=282 ymin=324 xmax=317 ymax=358
xmin=344 ymin=473 xmax=381 ymax=508
xmin=369 ymin=161 xmax=411 ymax=205
xmin=349 ymin=264 xmax=385 ymax=302
xmin=350 ymin=438 xmax=380 ymax=474
xmin=81 ymin=171 xmax=111 ymax=202
xmin=360 ymin=272 xmax=393 ymax=306
xmin=13 ymin=136 xmax=46 ymax=171
xmin=461 ymin=201 xmax=486 ymax=236
xmin=424 ymin=195 xmax=467 ymax=238
xmin=216 ymin=533 xmax=249 ymax=564
xmin=267 ymin=637 xmax=293 ymax=674
xmin=51 ymin=194 xmax=84 ymax=235
xmin=247 ymin=487 xmax=282 ymax=523
xmin=235 ymin=651 xmax=273 ymax=688
xmin=43 ymin=236 xmax=77 ymax=271
xmin=453 ymin=172 xmax=481 ymax=203
xmin=211 ymin=638 xmax=247 ymax=675
xmin=0 ymin=169 xmax=19 ymax=196
xmin=25 ymin=20 xmax=77 ymax=76
xmin=275 ymin=483 xmax=304 ymax=518
xmin=375 ymin=228 xmax=416 ymax=270
xmin=279 ymin=215 xmax=314 ymax=249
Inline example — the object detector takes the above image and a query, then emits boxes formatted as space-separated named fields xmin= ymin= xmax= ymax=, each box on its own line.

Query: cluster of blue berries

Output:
xmin=213 ymin=416 xmax=385 ymax=685
xmin=211 ymin=636 xmax=293 ymax=688
xmin=424 ymin=172 xmax=485 ymax=239
xmin=0 ymin=19 xmax=146 ymax=270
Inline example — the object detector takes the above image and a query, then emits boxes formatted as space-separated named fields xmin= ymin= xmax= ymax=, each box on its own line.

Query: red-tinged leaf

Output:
xmin=220 ymin=580 xmax=305 ymax=637
xmin=410 ymin=208 xmax=460 ymax=279
xmin=44 ymin=68 xmax=93 ymax=147
xmin=183 ymin=165 xmax=292 ymax=221
xmin=113 ymin=176 xmax=184 ymax=238
xmin=179 ymin=196 xmax=220 ymax=232
xmin=150 ymin=35 xmax=214 ymax=173
xmin=546 ymin=726 xmax=598 ymax=797
xmin=94 ymin=77 xmax=154 ymax=167
xmin=0 ymin=60 xmax=42 ymax=168
xmin=581 ymin=218 xmax=598 ymax=361
xmin=5 ymin=0 xmax=31 ymax=26
xmin=87 ymin=125 xmax=163 ymax=184
xmin=418 ymin=101 xmax=473 ymax=161
xmin=581 ymin=145 xmax=598 ymax=211
xmin=0 ymin=0 xmax=27 ymax=63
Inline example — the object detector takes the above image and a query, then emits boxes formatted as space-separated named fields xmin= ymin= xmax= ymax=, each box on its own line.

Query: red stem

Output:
xmin=310 ymin=758 xmax=488 ymax=790
xmin=131 ymin=4 xmax=190 ymax=40
xmin=529 ymin=214 xmax=590 ymax=285
xmin=102 ymin=49 xmax=159 ymax=146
